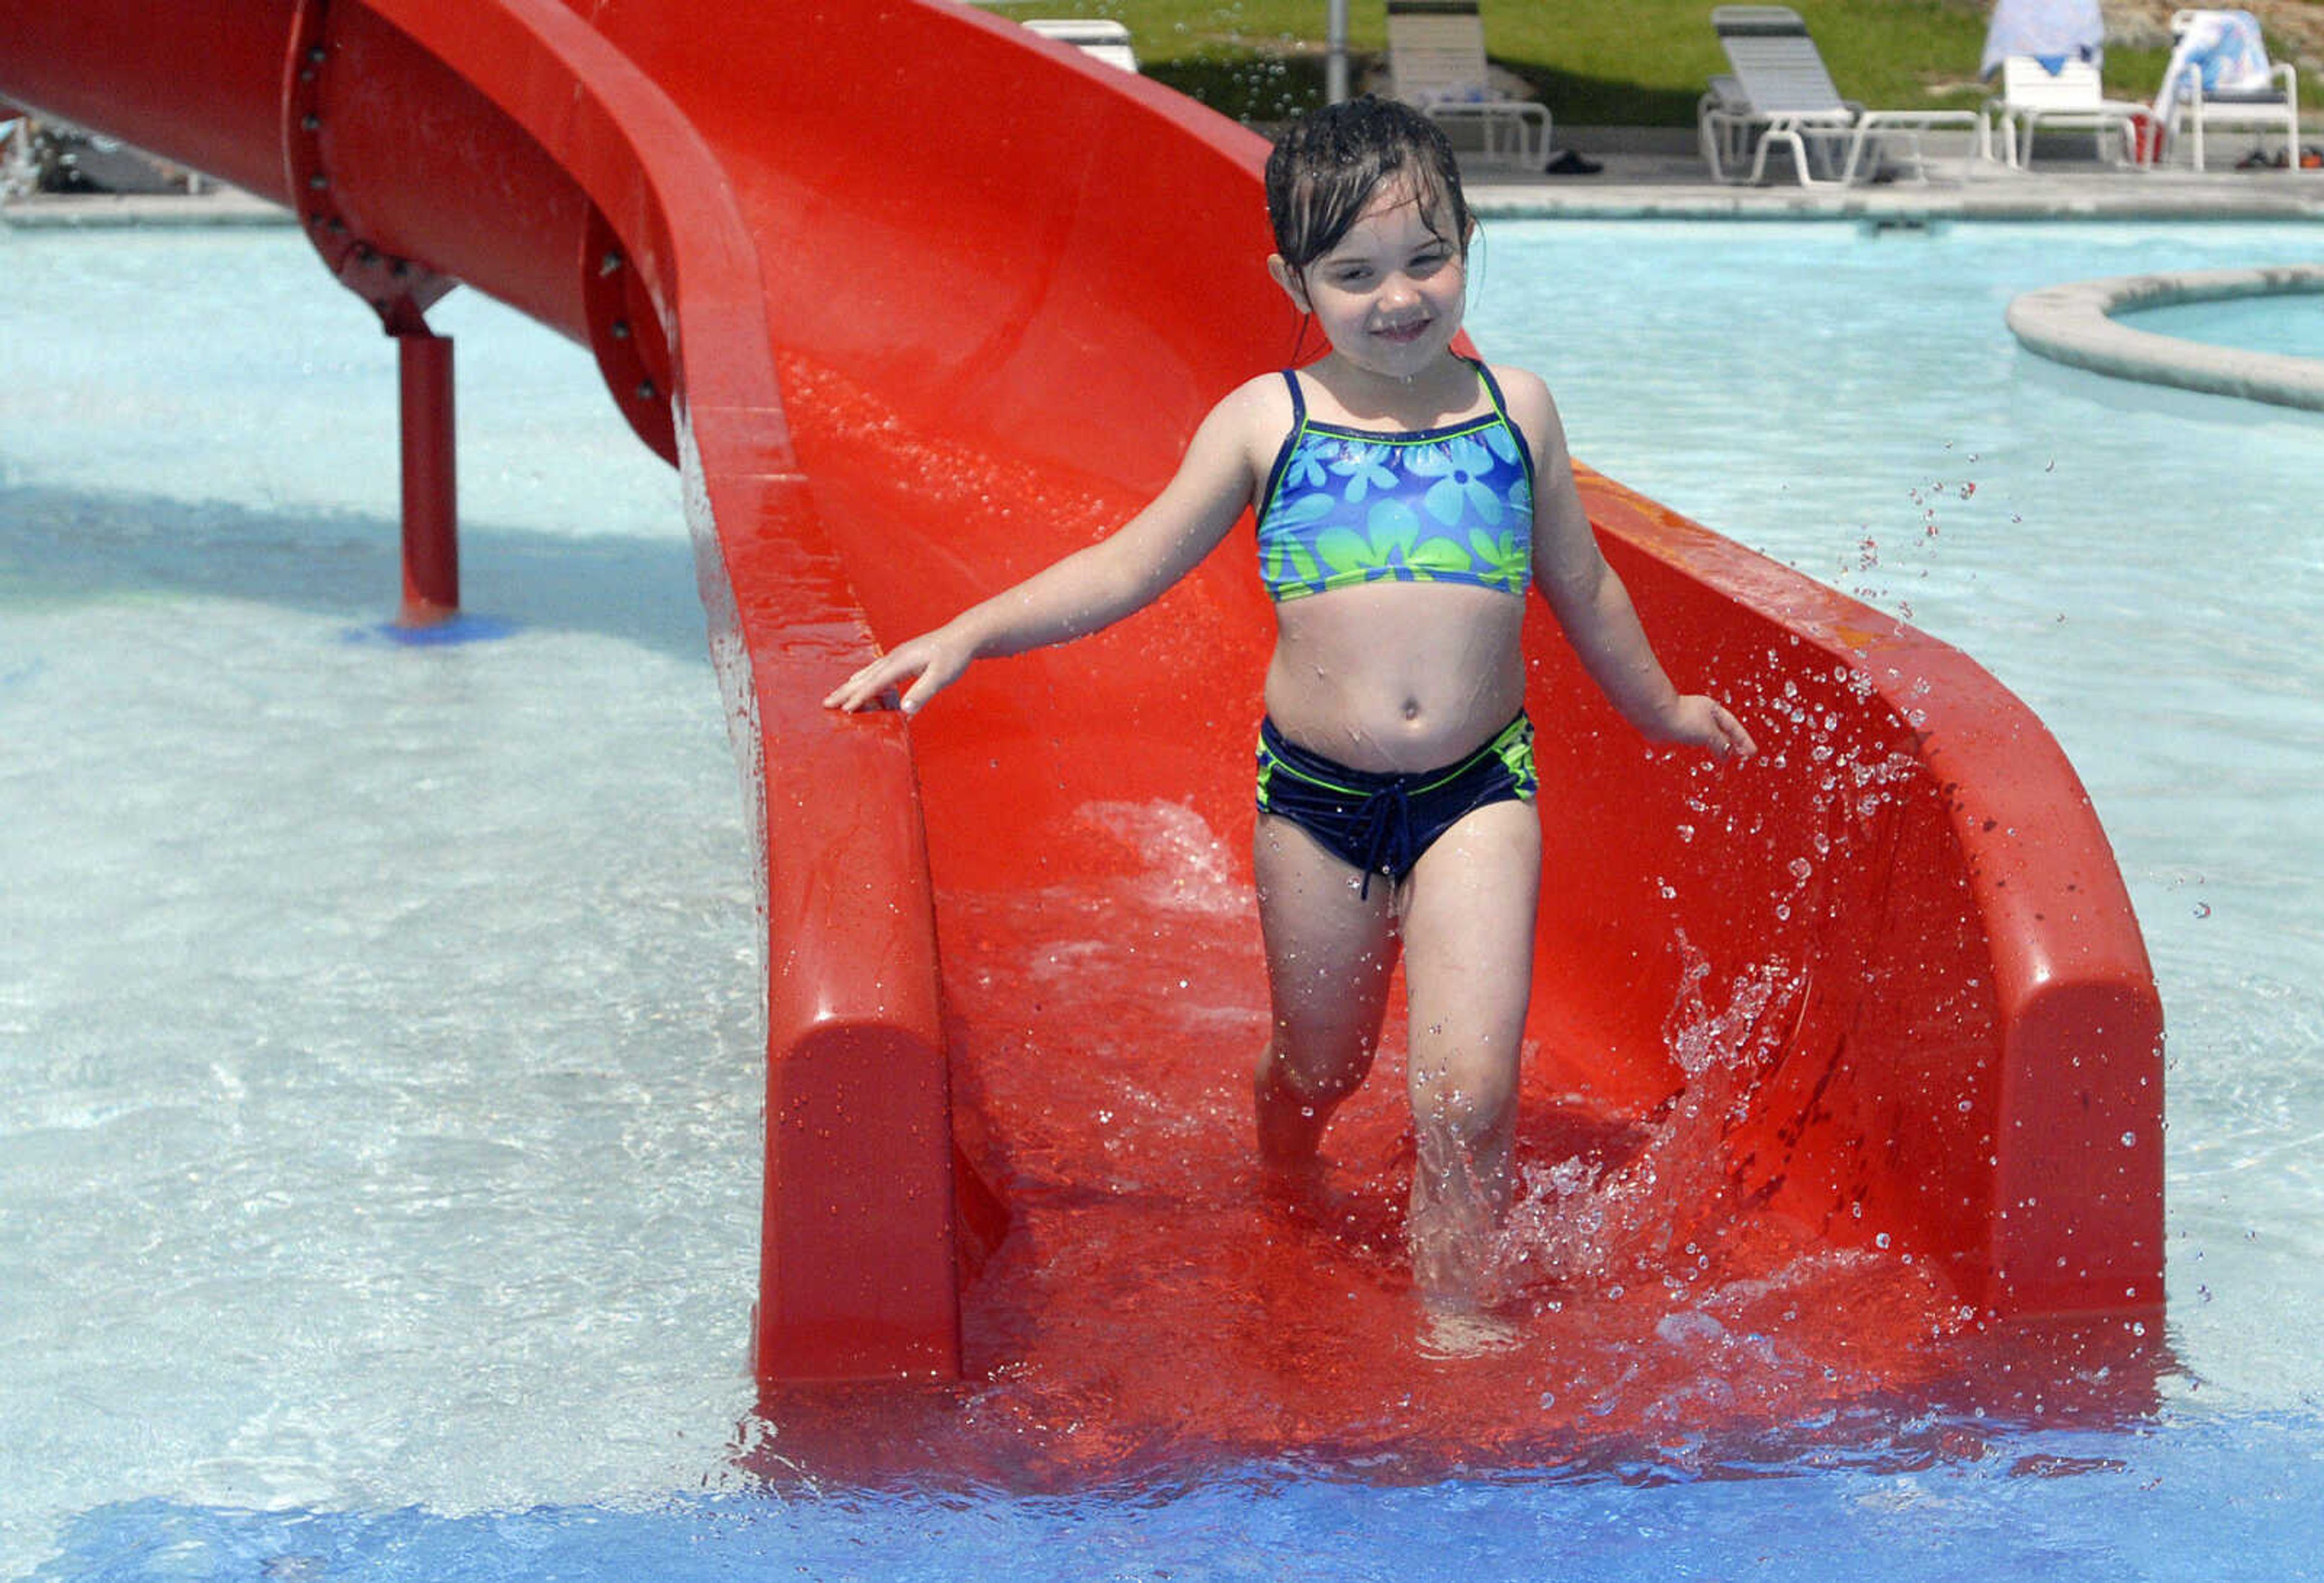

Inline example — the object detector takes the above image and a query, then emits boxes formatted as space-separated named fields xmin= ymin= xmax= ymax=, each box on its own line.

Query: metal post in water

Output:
xmin=396 ymin=328 xmax=457 ymax=625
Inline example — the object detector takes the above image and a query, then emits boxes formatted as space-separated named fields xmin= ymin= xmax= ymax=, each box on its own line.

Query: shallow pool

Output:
xmin=1469 ymin=216 xmax=2324 ymax=1407
xmin=4 ymin=218 xmax=2321 ymax=1579
xmin=2116 ymin=288 xmax=2324 ymax=362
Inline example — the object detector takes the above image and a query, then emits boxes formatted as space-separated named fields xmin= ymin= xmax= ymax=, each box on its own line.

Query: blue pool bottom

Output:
xmin=36 ymin=1408 xmax=2324 ymax=1583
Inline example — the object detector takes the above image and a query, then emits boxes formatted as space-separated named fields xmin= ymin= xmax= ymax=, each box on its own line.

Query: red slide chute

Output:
xmin=3 ymin=0 xmax=2159 ymax=1448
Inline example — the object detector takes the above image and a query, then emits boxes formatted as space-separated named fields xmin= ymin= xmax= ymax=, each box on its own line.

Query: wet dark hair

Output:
xmin=1264 ymin=95 xmax=1474 ymax=276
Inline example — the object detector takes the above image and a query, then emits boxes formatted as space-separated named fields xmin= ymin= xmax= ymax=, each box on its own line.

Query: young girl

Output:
xmin=824 ymin=96 xmax=1754 ymax=1323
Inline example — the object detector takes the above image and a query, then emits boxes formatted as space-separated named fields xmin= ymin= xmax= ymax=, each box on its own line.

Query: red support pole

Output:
xmin=397 ymin=329 xmax=458 ymax=624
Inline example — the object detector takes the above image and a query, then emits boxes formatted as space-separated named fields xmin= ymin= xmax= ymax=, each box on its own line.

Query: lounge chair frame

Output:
xmin=1984 ymin=56 xmax=2146 ymax=169
xmin=2160 ymin=8 xmax=2300 ymax=172
xmin=1385 ymin=0 xmax=1549 ymax=169
xmin=1701 ymin=5 xmax=1980 ymax=187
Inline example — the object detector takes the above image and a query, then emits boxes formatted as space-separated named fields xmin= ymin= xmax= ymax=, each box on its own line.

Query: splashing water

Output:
xmin=1496 ymin=937 xmax=1806 ymax=1300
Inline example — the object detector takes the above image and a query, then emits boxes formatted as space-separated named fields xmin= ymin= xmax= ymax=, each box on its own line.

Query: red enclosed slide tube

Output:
xmin=2 ymin=0 xmax=2161 ymax=1411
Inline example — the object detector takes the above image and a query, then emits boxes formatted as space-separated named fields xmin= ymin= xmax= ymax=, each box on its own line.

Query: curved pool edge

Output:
xmin=2006 ymin=263 xmax=2324 ymax=410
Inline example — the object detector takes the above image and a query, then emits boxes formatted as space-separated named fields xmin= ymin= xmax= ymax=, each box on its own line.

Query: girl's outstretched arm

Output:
xmin=822 ymin=380 xmax=1278 ymax=716
xmin=1503 ymin=367 xmax=1757 ymax=761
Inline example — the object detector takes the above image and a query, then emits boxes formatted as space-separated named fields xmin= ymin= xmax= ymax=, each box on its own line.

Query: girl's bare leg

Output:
xmin=1251 ymin=812 xmax=1399 ymax=1182
xmin=1396 ymin=798 xmax=1541 ymax=1313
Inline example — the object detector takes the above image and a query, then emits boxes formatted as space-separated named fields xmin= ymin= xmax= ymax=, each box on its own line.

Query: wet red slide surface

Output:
xmin=4 ymin=0 xmax=2164 ymax=1469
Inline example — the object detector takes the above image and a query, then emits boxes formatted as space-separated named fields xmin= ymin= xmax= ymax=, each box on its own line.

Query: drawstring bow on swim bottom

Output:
xmin=1353 ymin=783 xmax=1414 ymax=899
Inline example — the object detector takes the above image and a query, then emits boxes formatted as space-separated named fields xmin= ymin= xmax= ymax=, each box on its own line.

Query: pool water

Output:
xmin=1 ymin=231 xmax=766 ymax=1572
xmin=4 ymin=218 xmax=2322 ymax=1579
xmin=1469 ymin=218 xmax=2324 ymax=1408
xmin=2116 ymin=288 xmax=2324 ymax=362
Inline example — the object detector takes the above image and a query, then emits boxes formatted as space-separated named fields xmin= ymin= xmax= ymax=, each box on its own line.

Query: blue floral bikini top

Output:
xmin=1255 ymin=359 xmax=1536 ymax=603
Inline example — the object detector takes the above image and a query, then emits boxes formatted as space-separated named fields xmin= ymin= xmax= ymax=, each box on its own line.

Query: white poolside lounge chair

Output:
xmin=1699 ymin=5 xmax=1981 ymax=186
xmin=2155 ymin=9 xmax=2299 ymax=171
xmin=1985 ymin=56 xmax=2148 ymax=169
xmin=1385 ymin=0 xmax=1550 ymax=168
xmin=1022 ymin=18 xmax=1138 ymax=73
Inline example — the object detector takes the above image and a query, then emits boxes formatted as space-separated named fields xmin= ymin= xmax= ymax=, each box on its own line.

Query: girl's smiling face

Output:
xmin=1273 ymin=180 xmax=1469 ymax=383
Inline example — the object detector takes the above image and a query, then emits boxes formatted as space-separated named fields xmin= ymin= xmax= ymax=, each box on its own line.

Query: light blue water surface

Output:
xmin=2117 ymin=289 xmax=2324 ymax=361
xmin=4 ymin=220 xmax=2322 ymax=1580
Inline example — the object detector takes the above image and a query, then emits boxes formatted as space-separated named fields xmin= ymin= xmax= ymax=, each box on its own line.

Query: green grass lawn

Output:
xmin=979 ymin=0 xmax=2178 ymax=126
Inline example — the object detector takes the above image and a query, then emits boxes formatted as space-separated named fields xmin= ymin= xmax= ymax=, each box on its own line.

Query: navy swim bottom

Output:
xmin=1254 ymin=712 xmax=1537 ymax=897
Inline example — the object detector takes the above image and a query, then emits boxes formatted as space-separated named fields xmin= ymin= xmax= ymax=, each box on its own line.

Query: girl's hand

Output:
xmin=821 ymin=628 xmax=973 ymax=716
xmin=1655 ymin=695 xmax=1758 ymax=761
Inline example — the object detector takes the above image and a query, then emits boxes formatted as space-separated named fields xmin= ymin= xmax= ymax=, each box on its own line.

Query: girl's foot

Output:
xmin=1417 ymin=1302 xmax=1522 ymax=1360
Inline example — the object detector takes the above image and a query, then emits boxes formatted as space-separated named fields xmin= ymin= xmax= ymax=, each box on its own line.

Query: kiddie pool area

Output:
xmin=6 ymin=6 xmax=2324 ymax=1581
xmin=7 ymin=202 xmax=2324 ymax=1576
xmin=2007 ymin=261 xmax=2324 ymax=409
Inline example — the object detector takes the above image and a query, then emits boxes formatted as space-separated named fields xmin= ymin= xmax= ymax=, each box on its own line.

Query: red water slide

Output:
xmin=3 ymin=0 xmax=2162 ymax=1421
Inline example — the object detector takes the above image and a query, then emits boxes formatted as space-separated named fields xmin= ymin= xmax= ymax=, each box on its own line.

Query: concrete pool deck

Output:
xmin=8 ymin=132 xmax=2324 ymax=228
xmin=0 ymin=185 xmax=293 ymax=226
xmin=1458 ymin=134 xmax=2324 ymax=220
